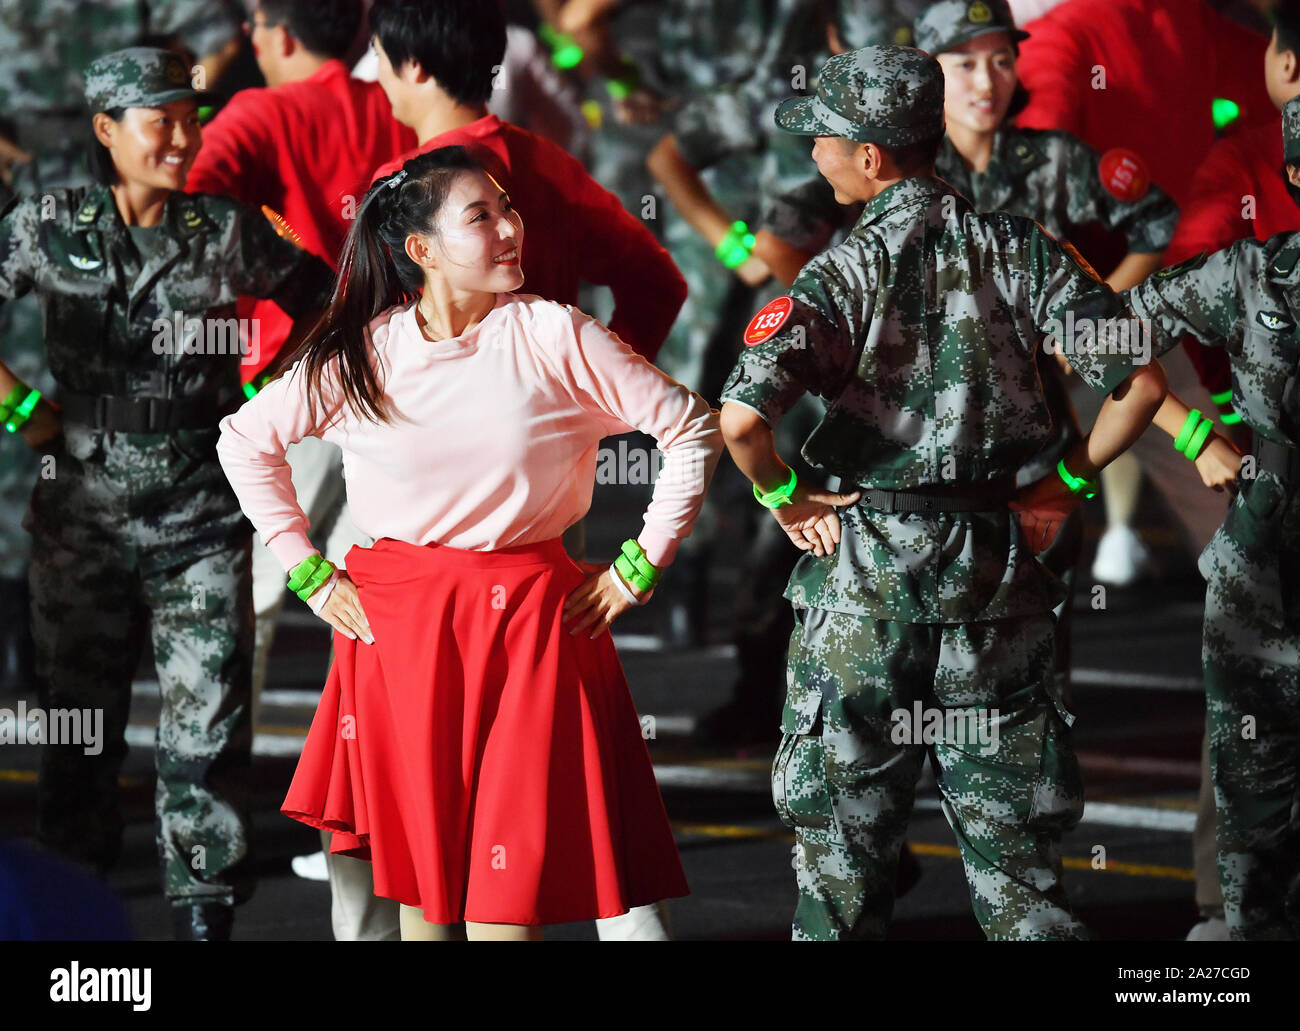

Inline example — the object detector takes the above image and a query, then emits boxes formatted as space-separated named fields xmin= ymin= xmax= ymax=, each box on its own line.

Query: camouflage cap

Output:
xmin=83 ymin=47 xmax=211 ymax=113
xmin=1285 ymin=95 xmax=1300 ymax=165
xmin=913 ymin=0 xmax=1029 ymax=57
xmin=774 ymin=45 xmax=945 ymax=147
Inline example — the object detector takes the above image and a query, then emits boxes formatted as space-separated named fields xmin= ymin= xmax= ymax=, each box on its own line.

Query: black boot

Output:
xmin=171 ymin=901 xmax=234 ymax=941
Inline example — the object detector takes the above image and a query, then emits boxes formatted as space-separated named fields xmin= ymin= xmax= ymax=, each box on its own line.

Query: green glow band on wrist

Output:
xmin=1 ymin=384 xmax=27 ymax=410
xmin=287 ymin=554 xmax=325 ymax=592
xmin=1056 ymin=459 xmax=1097 ymax=498
xmin=1211 ymin=389 xmax=1234 ymax=406
xmin=243 ymin=382 xmax=258 ymax=400
xmin=296 ymin=562 xmax=335 ymax=602
xmin=606 ymin=58 xmax=641 ymax=99
xmin=1184 ymin=418 xmax=1215 ymax=460
xmin=1219 ymin=410 xmax=1243 ymax=425
xmin=538 ymin=25 xmax=583 ymax=69
xmin=619 ymin=538 xmax=660 ymax=584
xmin=4 ymin=388 xmax=41 ymax=433
xmin=753 ymin=467 xmax=798 ymax=508
xmin=614 ymin=539 xmax=660 ymax=592
xmin=715 ymin=220 xmax=756 ymax=269
xmin=1174 ymin=409 xmax=1202 ymax=452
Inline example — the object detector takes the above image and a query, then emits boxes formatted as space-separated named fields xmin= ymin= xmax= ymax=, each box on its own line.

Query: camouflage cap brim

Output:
xmin=96 ymin=87 xmax=214 ymax=112
xmin=927 ymin=24 xmax=1029 ymax=56
xmin=774 ymin=94 xmax=942 ymax=147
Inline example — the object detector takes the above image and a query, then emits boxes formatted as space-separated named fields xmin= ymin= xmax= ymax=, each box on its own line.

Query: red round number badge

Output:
xmin=744 ymin=296 xmax=793 ymax=346
xmin=1098 ymin=147 xmax=1150 ymax=203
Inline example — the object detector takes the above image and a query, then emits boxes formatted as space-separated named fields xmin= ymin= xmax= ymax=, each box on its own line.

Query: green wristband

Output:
xmin=1 ymin=384 xmax=27 ymax=411
xmin=1056 ymin=459 xmax=1097 ymax=499
xmin=753 ymin=468 xmax=798 ymax=508
xmin=1184 ymin=417 xmax=1215 ymax=460
xmin=1219 ymin=410 xmax=1243 ymax=425
xmin=4 ymin=388 xmax=41 ymax=433
xmin=538 ymin=25 xmax=583 ymax=69
xmin=296 ymin=561 xmax=335 ymax=602
xmin=1174 ymin=409 xmax=1202 ymax=452
xmin=606 ymin=57 xmax=641 ymax=100
xmin=1211 ymin=389 xmax=1234 ymax=406
xmin=287 ymin=554 xmax=325 ymax=592
xmin=715 ymin=220 xmax=756 ymax=269
xmin=614 ymin=538 xmax=660 ymax=592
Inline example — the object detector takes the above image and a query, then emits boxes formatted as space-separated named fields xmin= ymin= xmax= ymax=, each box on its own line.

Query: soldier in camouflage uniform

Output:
xmin=0 ymin=0 xmax=241 ymax=692
xmin=917 ymin=0 xmax=1180 ymax=698
xmin=0 ymin=48 xmax=333 ymax=940
xmin=1118 ymin=95 xmax=1300 ymax=939
xmin=718 ymin=45 xmax=1168 ymax=940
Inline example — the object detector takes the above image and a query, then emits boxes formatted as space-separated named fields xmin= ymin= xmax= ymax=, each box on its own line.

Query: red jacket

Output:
xmin=1162 ymin=116 xmax=1300 ymax=392
xmin=374 ymin=115 xmax=685 ymax=362
xmin=1014 ymin=0 xmax=1274 ymax=393
xmin=187 ymin=60 xmax=415 ymax=379
xmin=1015 ymin=0 xmax=1274 ymax=206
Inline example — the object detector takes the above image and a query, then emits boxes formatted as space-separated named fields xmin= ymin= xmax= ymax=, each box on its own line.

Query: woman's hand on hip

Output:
xmin=563 ymin=561 xmax=649 ymax=639
xmin=317 ymin=572 xmax=374 ymax=645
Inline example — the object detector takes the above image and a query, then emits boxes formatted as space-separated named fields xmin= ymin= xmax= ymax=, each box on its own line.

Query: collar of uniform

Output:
xmin=71 ymin=184 xmax=119 ymax=233
xmin=854 ymin=176 xmax=950 ymax=230
xmin=70 ymin=185 xmax=214 ymax=237
xmin=1267 ymin=235 xmax=1300 ymax=283
xmin=306 ymin=58 xmax=349 ymax=87
xmin=996 ymin=129 xmax=1048 ymax=177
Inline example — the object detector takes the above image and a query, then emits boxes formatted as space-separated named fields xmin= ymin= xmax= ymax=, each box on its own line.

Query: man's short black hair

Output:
xmin=369 ymin=0 xmax=506 ymax=107
xmin=260 ymin=0 xmax=363 ymax=60
xmin=1276 ymin=0 xmax=1300 ymax=56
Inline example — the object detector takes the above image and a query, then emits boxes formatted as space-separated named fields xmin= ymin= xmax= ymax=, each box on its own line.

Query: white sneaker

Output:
xmin=1185 ymin=916 xmax=1229 ymax=941
xmin=291 ymin=850 xmax=329 ymax=881
xmin=1090 ymin=525 xmax=1152 ymax=587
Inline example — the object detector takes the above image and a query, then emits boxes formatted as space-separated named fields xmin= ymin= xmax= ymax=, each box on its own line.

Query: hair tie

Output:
xmin=386 ymin=169 xmax=408 ymax=190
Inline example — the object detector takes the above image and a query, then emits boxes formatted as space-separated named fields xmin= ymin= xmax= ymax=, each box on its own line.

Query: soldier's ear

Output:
xmin=1287 ymin=164 xmax=1300 ymax=189
xmin=91 ymin=112 xmax=118 ymax=150
xmin=861 ymin=142 xmax=884 ymax=180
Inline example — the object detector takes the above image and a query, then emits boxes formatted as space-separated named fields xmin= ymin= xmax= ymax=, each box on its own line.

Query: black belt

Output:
xmin=1254 ymin=436 xmax=1299 ymax=482
xmin=61 ymin=392 xmax=235 ymax=433
xmin=856 ymin=481 xmax=1018 ymax=515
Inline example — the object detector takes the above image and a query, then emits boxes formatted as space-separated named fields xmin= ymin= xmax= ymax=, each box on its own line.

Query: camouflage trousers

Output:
xmin=31 ymin=534 xmax=255 ymax=907
xmin=775 ymin=606 xmax=1087 ymax=940
xmin=1203 ymin=578 xmax=1300 ymax=939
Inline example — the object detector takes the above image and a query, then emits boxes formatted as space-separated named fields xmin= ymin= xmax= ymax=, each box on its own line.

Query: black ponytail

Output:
xmin=272 ymin=145 xmax=487 ymax=426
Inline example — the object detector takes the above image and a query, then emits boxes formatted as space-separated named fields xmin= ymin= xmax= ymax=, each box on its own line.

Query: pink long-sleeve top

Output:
xmin=216 ymin=293 xmax=722 ymax=576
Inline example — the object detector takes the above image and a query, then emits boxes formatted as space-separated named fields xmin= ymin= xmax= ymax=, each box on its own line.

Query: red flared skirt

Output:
xmin=281 ymin=536 xmax=689 ymax=925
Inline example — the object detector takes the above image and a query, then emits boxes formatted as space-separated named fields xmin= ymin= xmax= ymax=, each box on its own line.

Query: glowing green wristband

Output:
xmin=1184 ymin=418 xmax=1215 ymax=461
xmin=1211 ymin=389 xmax=1234 ymax=405
xmin=538 ymin=25 xmax=583 ymax=69
xmin=606 ymin=58 xmax=641 ymax=100
xmin=1210 ymin=388 xmax=1242 ymax=425
xmin=1056 ymin=459 xmax=1097 ymax=499
xmin=288 ymin=554 xmax=336 ymax=602
xmin=1174 ymin=409 xmax=1202 ymax=452
xmin=1219 ymin=410 xmax=1243 ymax=425
xmin=715 ymin=220 xmax=756 ymax=269
xmin=754 ymin=468 xmax=798 ymax=508
xmin=4 ymin=388 xmax=41 ymax=433
xmin=613 ymin=538 xmax=660 ymax=593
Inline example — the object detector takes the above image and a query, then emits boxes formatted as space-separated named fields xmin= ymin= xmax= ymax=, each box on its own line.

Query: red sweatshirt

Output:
xmin=373 ymin=114 xmax=685 ymax=362
xmin=186 ymin=60 xmax=415 ymax=379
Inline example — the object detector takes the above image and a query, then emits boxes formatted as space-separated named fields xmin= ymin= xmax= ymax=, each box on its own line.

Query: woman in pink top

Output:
xmin=217 ymin=146 xmax=722 ymax=940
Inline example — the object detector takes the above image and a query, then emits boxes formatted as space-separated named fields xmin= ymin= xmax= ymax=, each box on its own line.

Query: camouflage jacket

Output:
xmin=0 ymin=184 xmax=332 ymax=569
xmin=721 ymin=175 xmax=1146 ymax=622
xmin=1126 ymin=234 xmax=1300 ymax=629
xmin=936 ymin=128 xmax=1179 ymax=256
